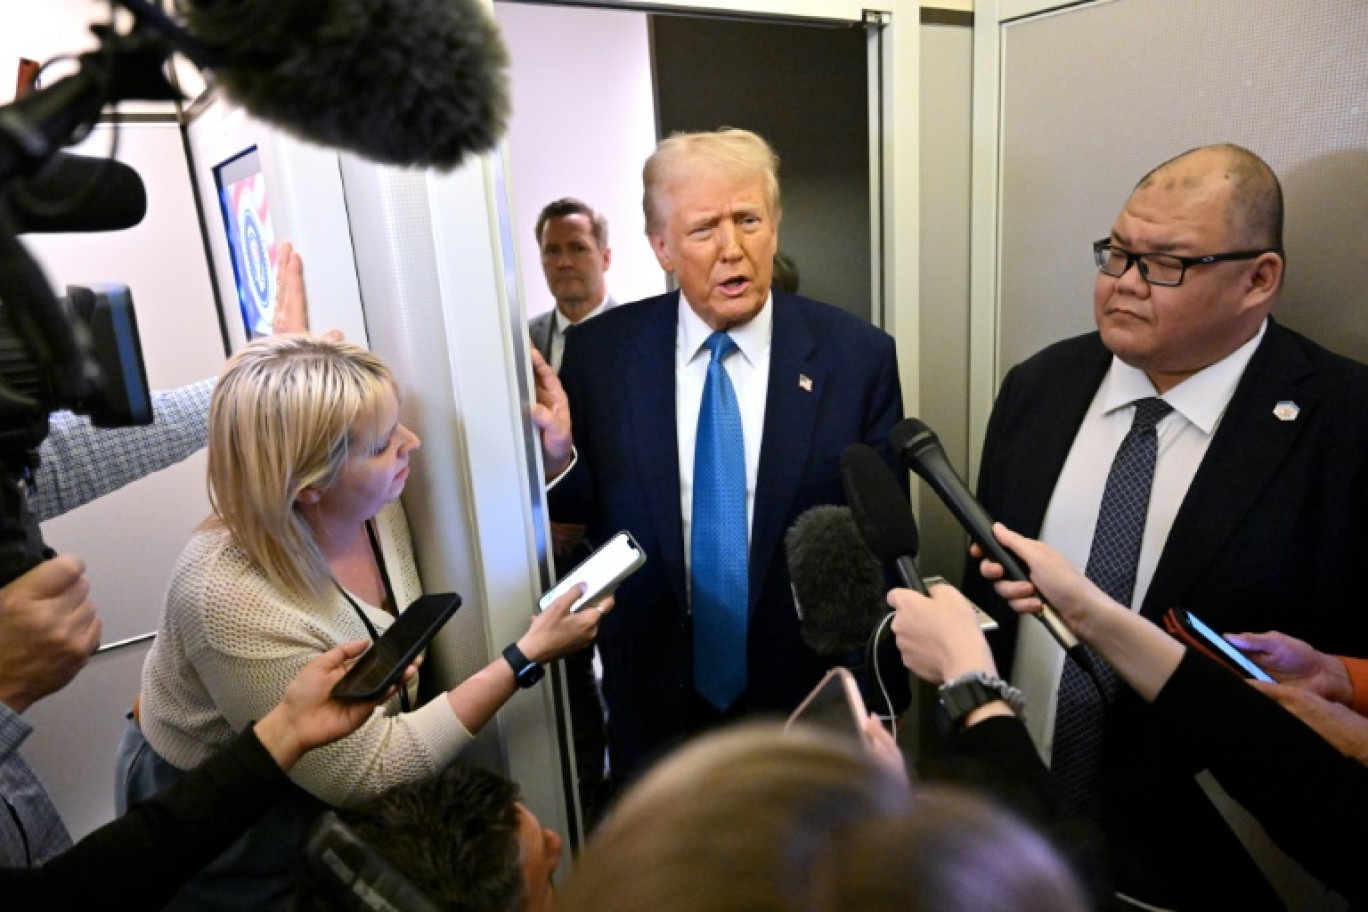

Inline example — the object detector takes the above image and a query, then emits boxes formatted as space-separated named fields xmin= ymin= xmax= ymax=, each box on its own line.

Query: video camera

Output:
xmin=0 ymin=0 xmax=199 ymax=584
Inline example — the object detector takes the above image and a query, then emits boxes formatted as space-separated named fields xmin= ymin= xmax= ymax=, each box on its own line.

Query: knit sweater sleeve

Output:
xmin=140 ymin=530 xmax=473 ymax=807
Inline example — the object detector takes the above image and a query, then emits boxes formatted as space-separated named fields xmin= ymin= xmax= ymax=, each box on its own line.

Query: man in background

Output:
xmin=529 ymin=198 xmax=618 ymax=371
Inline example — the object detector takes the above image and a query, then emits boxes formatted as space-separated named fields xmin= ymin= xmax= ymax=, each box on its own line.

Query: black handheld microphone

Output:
xmin=785 ymin=505 xmax=890 ymax=658
xmin=890 ymin=418 xmax=1079 ymax=652
xmin=839 ymin=443 xmax=929 ymax=596
xmin=10 ymin=152 xmax=147 ymax=234
xmin=179 ymin=0 xmax=511 ymax=170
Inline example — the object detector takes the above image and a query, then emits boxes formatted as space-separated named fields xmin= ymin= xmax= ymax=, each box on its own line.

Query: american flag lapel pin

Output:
xmin=1272 ymin=400 xmax=1300 ymax=422
xmin=798 ymin=374 xmax=813 ymax=392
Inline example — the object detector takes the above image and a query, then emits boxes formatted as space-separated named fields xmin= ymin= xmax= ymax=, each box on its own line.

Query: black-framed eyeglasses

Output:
xmin=1092 ymin=239 xmax=1279 ymax=287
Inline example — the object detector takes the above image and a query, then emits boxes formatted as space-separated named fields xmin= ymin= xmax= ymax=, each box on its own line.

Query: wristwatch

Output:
xmin=503 ymin=643 xmax=545 ymax=689
xmin=936 ymin=670 xmax=1025 ymax=733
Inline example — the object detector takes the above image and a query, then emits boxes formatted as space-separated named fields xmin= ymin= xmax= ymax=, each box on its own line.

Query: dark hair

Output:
xmin=535 ymin=197 xmax=609 ymax=250
xmin=289 ymin=763 xmax=525 ymax=912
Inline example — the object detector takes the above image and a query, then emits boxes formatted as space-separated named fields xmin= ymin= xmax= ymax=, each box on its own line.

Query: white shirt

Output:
xmin=549 ymin=295 xmax=612 ymax=370
xmin=1017 ymin=320 xmax=1268 ymax=758
xmin=676 ymin=294 xmax=773 ymax=593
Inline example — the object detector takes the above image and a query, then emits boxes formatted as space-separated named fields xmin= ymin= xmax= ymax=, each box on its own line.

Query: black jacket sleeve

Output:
xmin=0 ymin=728 xmax=290 ymax=910
xmin=1150 ymin=649 xmax=1368 ymax=906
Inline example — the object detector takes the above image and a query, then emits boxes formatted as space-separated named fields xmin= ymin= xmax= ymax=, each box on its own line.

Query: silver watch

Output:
xmin=937 ymin=671 xmax=1025 ymax=731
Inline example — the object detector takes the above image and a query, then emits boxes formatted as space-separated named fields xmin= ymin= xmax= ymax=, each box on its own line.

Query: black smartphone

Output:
xmin=1164 ymin=607 xmax=1274 ymax=682
xmin=332 ymin=592 xmax=463 ymax=702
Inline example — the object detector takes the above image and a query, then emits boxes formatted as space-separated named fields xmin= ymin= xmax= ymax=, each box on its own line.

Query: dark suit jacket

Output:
xmin=962 ymin=319 xmax=1368 ymax=909
xmin=551 ymin=290 xmax=904 ymax=780
xmin=528 ymin=297 xmax=618 ymax=366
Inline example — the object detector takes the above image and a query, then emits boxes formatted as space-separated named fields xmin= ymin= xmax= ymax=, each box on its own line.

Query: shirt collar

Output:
xmin=552 ymin=294 xmax=611 ymax=335
xmin=678 ymin=290 xmax=774 ymax=367
xmin=1099 ymin=318 xmax=1267 ymax=434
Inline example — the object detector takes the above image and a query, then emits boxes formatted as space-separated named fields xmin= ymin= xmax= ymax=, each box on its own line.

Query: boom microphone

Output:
xmin=785 ymin=505 xmax=889 ymax=658
xmin=890 ymin=417 xmax=1079 ymax=652
xmin=10 ymin=152 xmax=147 ymax=234
xmin=839 ymin=443 xmax=929 ymax=596
xmin=179 ymin=0 xmax=511 ymax=170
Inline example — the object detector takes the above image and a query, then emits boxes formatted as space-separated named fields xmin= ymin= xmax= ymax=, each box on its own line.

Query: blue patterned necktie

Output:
xmin=1053 ymin=396 xmax=1173 ymax=822
xmin=691 ymin=332 xmax=749 ymax=711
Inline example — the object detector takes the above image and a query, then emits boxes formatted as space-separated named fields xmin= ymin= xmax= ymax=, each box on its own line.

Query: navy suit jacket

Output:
xmin=551 ymin=290 xmax=903 ymax=779
xmin=962 ymin=319 xmax=1368 ymax=909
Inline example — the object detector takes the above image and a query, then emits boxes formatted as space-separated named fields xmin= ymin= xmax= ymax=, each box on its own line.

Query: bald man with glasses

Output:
xmin=961 ymin=143 xmax=1368 ymax=910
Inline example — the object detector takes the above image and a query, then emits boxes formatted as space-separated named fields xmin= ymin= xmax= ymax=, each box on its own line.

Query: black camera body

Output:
xmin=0 ymin=278 xmax=152 ymax=583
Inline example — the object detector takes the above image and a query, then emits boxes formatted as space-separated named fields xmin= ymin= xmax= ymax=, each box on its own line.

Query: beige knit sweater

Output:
xmin=139 ymin=525 xmax=472 ymax=807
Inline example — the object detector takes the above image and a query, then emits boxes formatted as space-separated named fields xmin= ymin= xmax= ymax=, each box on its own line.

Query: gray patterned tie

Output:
xmin=1052 ymin=396 xmax=1172 ymax=822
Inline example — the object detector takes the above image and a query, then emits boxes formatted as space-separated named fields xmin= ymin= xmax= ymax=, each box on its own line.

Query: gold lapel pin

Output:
xmin=1272 ymin=401 xmax=1300 ymax=422
xmin=798 ymin=374 xmax=813 ymax=392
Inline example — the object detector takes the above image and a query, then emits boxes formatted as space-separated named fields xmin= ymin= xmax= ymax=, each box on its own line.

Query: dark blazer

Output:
xmin=962 ymin=319 xmax=1368 ymax=910
xmin=528 ymin=296 xmax=618 ymax=366
xmin=552 ymin=290 xmax=904 ymax=780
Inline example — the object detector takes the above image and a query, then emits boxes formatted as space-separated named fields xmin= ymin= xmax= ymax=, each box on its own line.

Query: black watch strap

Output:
xmin=503 ymin=643 xmax=544 ymax=689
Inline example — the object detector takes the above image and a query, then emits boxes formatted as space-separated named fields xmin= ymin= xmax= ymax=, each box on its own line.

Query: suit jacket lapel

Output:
xmin=750 ymin=297 xmax=822 ymax=614
xmin=625 ymin=295 xmax=688 ymax=612
xmin=1015 ymin=338 xmax=1113 ymax=536
xmin=1144 ymin=322 xmax=1316 ymax=617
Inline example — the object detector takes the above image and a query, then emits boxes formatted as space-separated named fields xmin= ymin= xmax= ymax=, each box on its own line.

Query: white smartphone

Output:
xmin=785 ymin=667 xmax=869 ymax=745
xmin=538 ymin=530 xmax=646 ymax=613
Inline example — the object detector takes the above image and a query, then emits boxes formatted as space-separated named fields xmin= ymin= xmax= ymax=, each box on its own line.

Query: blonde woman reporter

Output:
xmin=117 ymin=336 xmax=603 ymax=910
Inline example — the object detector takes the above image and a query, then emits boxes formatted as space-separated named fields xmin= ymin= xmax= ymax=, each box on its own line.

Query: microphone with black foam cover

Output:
xmin=9 ymin=152 xmax=147 ymax=234
xmin=785 ymin=504 xmax=889 ymax=658
xmin=839 ymin=443 xmax=930 ymax=596
xmin=890 ymin=417 xmax=1079 ymax=652
xmin=179 ymin=0 xmax=511 ymax=170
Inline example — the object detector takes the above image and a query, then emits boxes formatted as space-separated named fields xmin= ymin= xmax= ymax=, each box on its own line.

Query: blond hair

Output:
xmin=642 ymin=128 xmax=781 ymax=235
xmin=207 ymin=335 xmax=396 ymax=603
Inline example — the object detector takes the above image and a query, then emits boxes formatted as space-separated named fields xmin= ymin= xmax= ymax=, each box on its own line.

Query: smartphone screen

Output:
xmin=786 ymin=667 xmax=868 ymax=744
xmin=1182 ymin=610 xmax=1274 ymax=683
xmin=539 ymin=531 xmax=645 ymax=613
xmin=332 ymin=592 xmax=462 ymax=702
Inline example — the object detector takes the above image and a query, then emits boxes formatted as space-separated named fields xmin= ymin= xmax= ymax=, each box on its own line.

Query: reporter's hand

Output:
xmin=1224 ymin=630 xmax=1352 ymax=705
xmin=0 ymin=555 xmax=100 ymax=713
xmin=518 ymin=584 xmax=607 ymax=664
xmin=888 ymin=582 xmax=997 ymax=685
xmin=529 ymin=345 xmax=573 ymax=480
xmin=271 ymin=241 xmax=344 ymax=342
xmin=253 ymin=640 xmax=415 ymax=771
xmin=861 ymin=714 xmax=910 ymax=784
xmin=1250 ymin=680 xmax=1368 ymax=764
xmin=985 ymin=524 xmax=1110 ymax=631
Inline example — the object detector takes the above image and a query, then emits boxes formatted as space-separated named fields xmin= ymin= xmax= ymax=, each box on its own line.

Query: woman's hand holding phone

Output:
xmin=255 ymin=639 xmax=417 ymax=771
xmin=520 ymin=584 xmax=610 ymax=665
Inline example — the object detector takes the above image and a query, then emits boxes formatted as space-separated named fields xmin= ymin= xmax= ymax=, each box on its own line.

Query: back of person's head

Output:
xmin=558 ymin=722 xmax=912 ymax=912
xmin=833 ymin=786 xmax=1089 ymax=912
xmin=642 ymin=128 xmax=782 ymax=235
xmin=208 ymin=335 xmax=396 ymax=602
xmin=534 ymin=197 xmax=609 ymax=250
xmin=290 ymin=762 xmax=525 ymax=912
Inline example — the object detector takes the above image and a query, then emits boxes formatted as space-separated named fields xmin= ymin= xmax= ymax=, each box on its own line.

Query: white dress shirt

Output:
xmin=1016 ymin=320 xmax=1267 ymax=757
xmin=676 ymin=294 xmax=773 ymax=591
